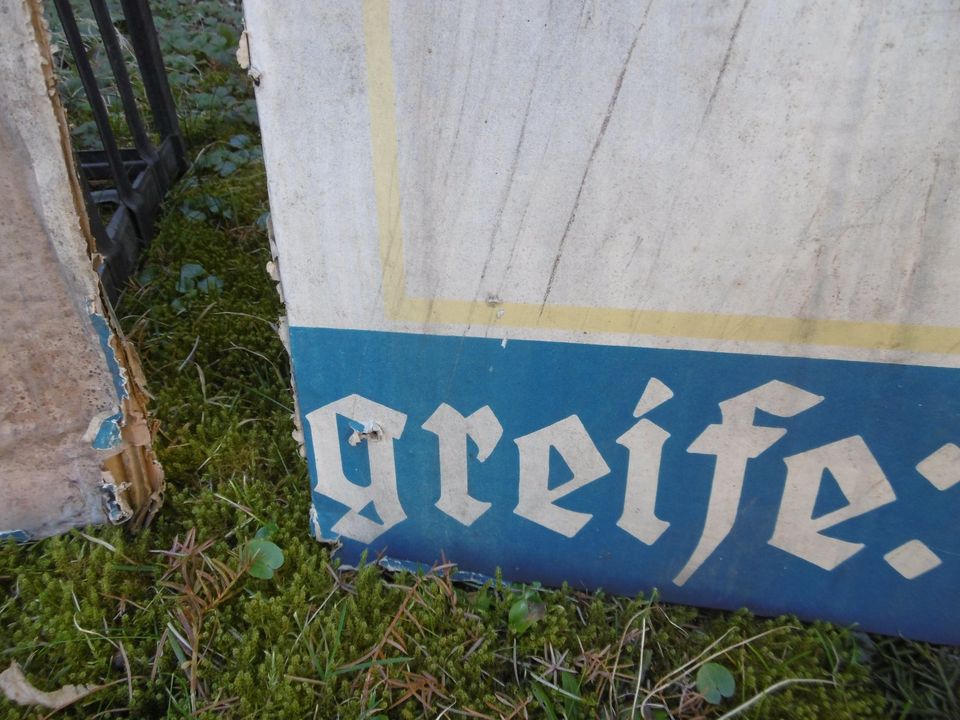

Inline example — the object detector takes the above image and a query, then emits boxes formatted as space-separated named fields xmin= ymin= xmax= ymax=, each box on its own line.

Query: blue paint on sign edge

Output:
xmin=0 ymin=529 xmax=32 ymax=543
xmin=91 ymin=412 xmax=125 ymax=450
xmin=89 ymin=312 xmax=128 ymax=402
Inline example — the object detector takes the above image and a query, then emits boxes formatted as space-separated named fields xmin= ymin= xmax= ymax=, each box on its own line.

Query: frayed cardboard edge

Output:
xmin=235 ymin=27 xmax=261 ymax=85
xmin=265 ymin=216 xmax=307 ymax=461
xmin=27 ymin=0 xmax=164 ymax=532
xmin=96 ymin=309 xmax=165 ymax=531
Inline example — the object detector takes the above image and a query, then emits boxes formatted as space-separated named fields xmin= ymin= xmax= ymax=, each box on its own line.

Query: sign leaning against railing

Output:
xmin=243 ymin=1 xmax=960 ymax=643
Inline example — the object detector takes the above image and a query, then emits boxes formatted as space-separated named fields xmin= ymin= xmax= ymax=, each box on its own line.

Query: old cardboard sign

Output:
xmin=0 ymin=0 xmax=162 ymax=540
xmin=245 ymin=1 xmax=960 ymax=643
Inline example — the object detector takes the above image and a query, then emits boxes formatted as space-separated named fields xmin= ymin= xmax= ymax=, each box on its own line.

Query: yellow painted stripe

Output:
xmin=392 ymin=295 xmax=960 ymax=353
xmin=362 ymin=0 xmax=407 ymax=317
xmin=362 ymin=0 xmax=960 ymax=355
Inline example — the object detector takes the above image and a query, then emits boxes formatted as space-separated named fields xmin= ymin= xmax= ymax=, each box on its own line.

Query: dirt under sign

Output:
xmin=244 ymin=1 xmax=960 ymax=643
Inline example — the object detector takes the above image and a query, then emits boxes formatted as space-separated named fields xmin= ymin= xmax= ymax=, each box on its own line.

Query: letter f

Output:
xmin=673 ymin=380 xmax=823 ymax=586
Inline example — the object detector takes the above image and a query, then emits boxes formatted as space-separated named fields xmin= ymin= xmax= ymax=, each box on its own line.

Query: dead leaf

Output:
xmin=0 ymin=662 xmax=100 ymax=710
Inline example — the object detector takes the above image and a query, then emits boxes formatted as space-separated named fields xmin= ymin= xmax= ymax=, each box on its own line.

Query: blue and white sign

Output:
xmin=246 ymin=1 xmax=960 ymax=643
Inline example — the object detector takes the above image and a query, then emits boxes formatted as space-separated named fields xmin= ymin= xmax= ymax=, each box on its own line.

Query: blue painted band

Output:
xmin=291 ymin=326 xmax=960 ymax=644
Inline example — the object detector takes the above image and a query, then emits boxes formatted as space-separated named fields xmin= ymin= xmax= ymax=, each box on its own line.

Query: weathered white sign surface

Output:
xmin=246 ymin=0 xmax=960 ymax=643
xmin=0 ymin=0 xmax=162 ymax=540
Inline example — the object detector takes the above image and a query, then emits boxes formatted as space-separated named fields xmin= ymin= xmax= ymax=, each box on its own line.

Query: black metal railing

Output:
xmin=51 ymin=0 xmax=187 ymax=301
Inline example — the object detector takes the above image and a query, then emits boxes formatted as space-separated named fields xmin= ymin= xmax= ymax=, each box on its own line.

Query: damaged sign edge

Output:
xmin=22 ymin=0 xmax=165 ymax=537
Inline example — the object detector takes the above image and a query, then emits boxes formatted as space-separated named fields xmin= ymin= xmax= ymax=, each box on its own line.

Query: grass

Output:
xmin=1 ymin=1 xmax=958 ymax=717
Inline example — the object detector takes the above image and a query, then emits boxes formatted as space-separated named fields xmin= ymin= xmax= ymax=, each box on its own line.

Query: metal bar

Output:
xmin=82 ymin=162 xmax=146 ymax=183
xmin=80 ymin=180 xmax=126 ymax=303
xmin=51 ymin=0 xmax=138 ymax=205
xmin=56 ymin=0 xmax=187 ymax=296
xmin=78 ymin=148 xmax=147 ymax=182
xmin=87 ymin=0 xmax=158 ymax=167
xmin=90 ymin=189 xmax=121 ymax=204
xmin=118 ymin=0 xmax=187 ymax=174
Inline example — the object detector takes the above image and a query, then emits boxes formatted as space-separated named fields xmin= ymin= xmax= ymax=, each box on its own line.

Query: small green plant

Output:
xmin=178 ymin=192 xmax=237 ymax=224
xmin=175 ymin=262 xmax=223 ymax=295
xmin=242 ymin=522 xmax=284 ymax=580
xmin=697 ymin=662 xmax=736 ymax=705
xmin=508 ymin=581 xmax=547 ymax=635
xmin=194 ymin=134 xmax=262 ymax=177
xmin=170 ymin=261 xmax=223 ymax=313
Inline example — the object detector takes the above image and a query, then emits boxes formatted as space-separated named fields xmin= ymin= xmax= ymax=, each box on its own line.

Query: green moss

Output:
xmin=2 ymin=1 xmax=956 ymax=718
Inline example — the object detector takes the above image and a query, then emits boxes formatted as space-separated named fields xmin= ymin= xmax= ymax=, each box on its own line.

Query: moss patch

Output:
xmin=2 ymin=2 xmax=957 ymax=718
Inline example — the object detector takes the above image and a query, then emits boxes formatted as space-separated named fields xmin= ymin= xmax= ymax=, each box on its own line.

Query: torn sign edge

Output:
xmin=235 ymin=27 xmax=261 ymax=85
xmin=264 ymin=214 xmax=307 ymax=460
xmin=335 ymin=549 xmax=495 ymax=590
xmin=305 ymin=485 xmax=494 ymax=588
xmin=309 ymin=501 xmax=493 ymax=587
xmin=19 ymin=0 xmax=165 ymax=536
xmin=86 ymin=243 xmax=165 ymax=532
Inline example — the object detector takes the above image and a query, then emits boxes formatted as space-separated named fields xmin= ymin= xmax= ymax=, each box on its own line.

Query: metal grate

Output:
xmin=51 ymin=0 xmax=187 ymax=301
